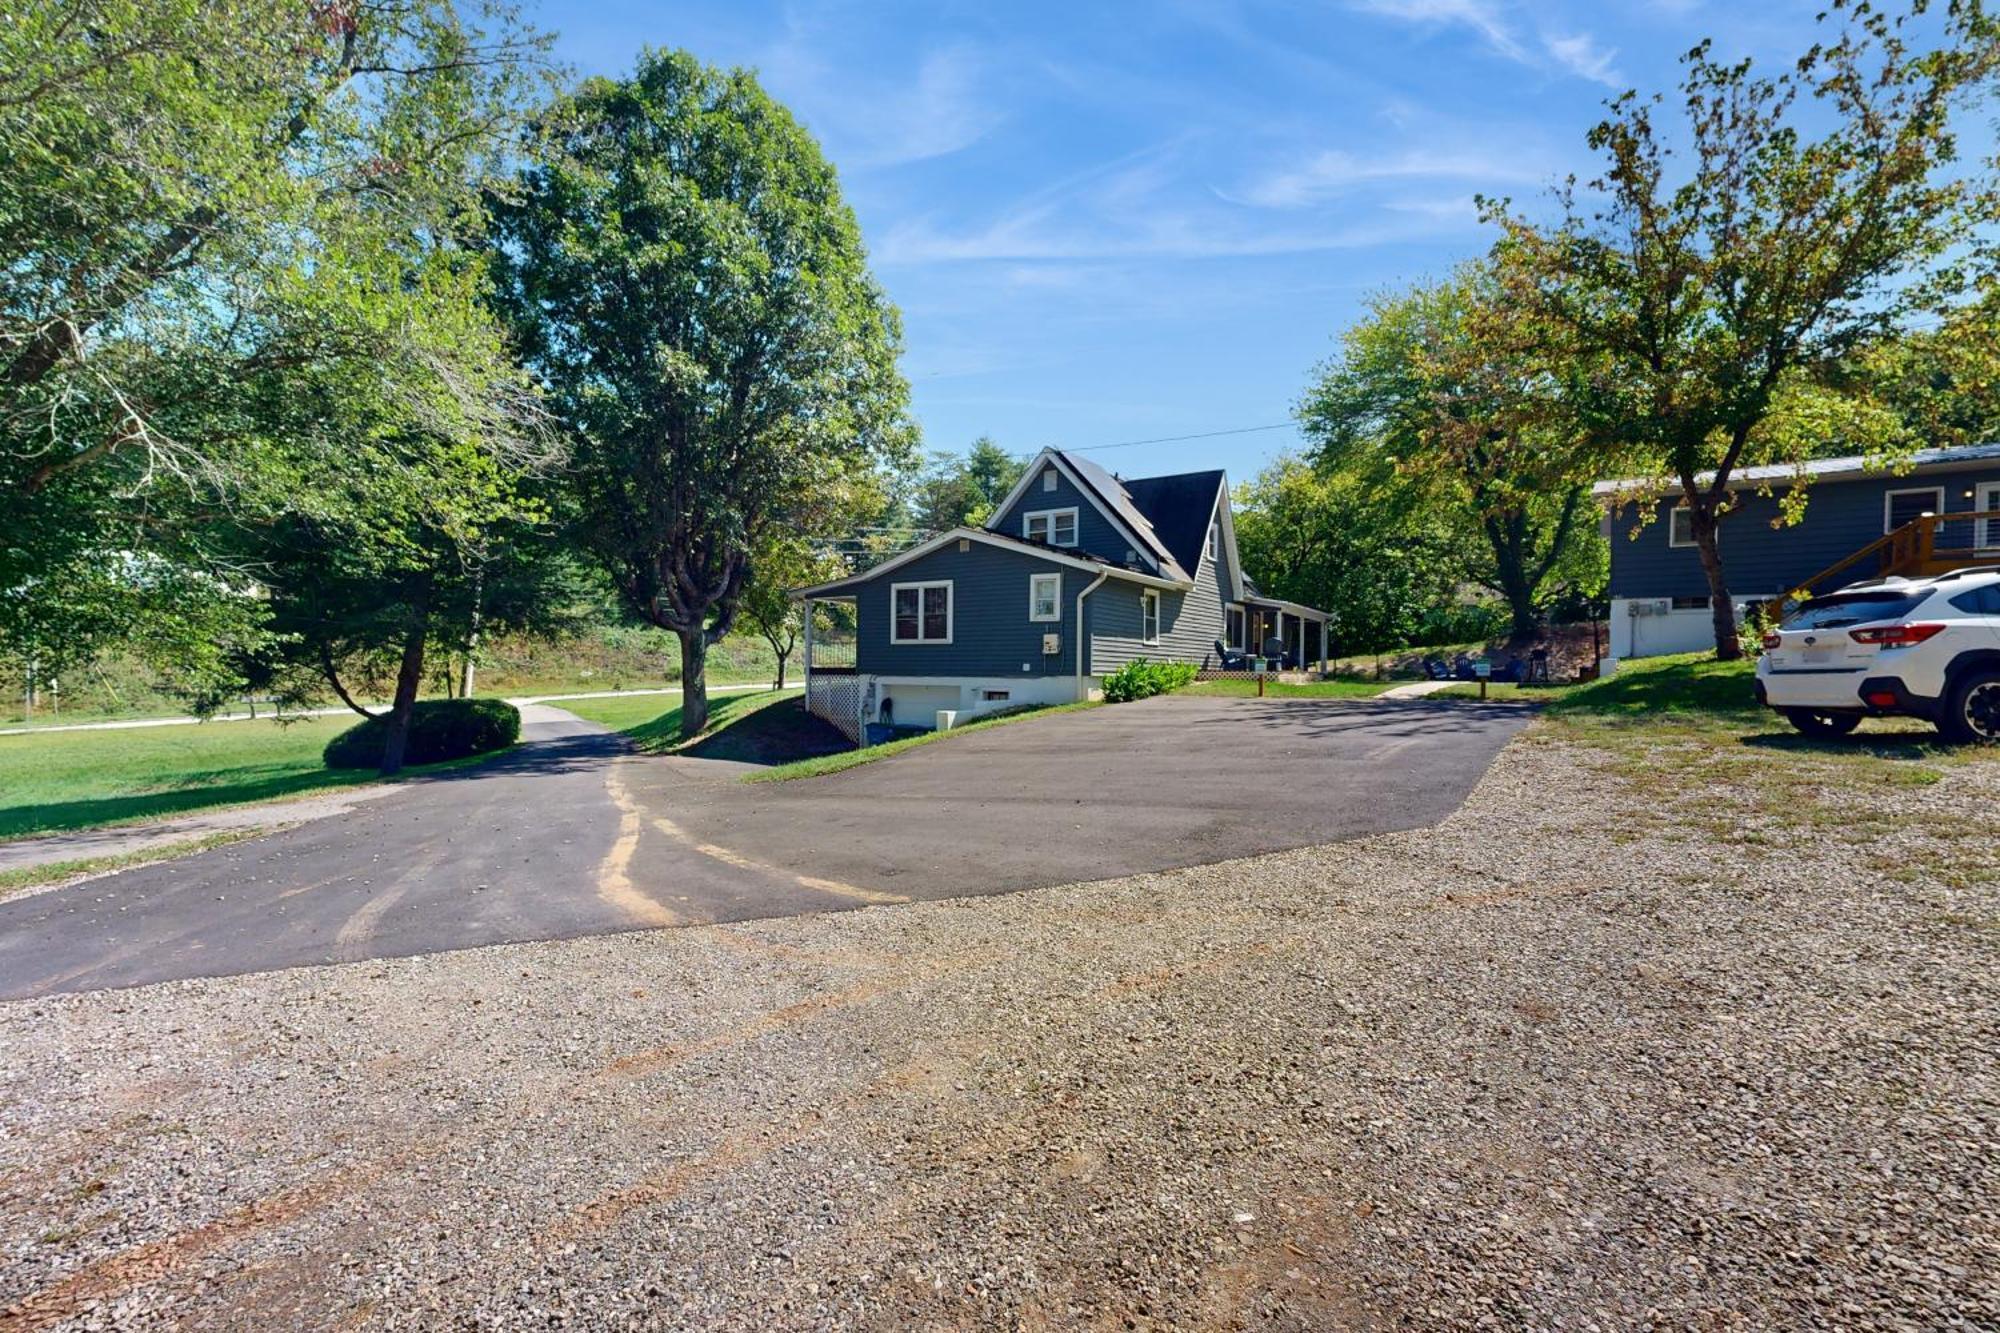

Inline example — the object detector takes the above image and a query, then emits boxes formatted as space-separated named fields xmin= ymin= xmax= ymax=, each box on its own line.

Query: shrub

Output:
xmin=323 ymin=698 xmax=521 ymax=770
xmin=1101 ymin=658 xmax=1200 ymax=703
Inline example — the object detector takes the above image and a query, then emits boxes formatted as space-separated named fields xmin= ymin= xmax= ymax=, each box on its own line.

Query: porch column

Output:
xmin=802 ymin=597 xmax=813 ymax=691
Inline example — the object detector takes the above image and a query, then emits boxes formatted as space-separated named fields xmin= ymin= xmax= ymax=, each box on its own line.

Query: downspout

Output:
xmin=1074 ymin=571 xmax=1111 ymax=702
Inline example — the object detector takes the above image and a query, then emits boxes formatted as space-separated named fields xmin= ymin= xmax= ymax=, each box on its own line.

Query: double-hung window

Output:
xmin=1029 ymin=572 xmax=1061 ymax=622
xmin=1140 ymin=589 xmax=1160 ymax=644
xmin=891 ymin=581 xmax=952 ymax=644
xmin=1225 ymin=604 xmax=1245 ymax=650
xmin=1207 ymin=523 xmax=1220 ymax=562
xmin=1668 ymin=507 xmax=1697 ymax=548
xmin=1023 ymin=508 xmax=1078 ymax=547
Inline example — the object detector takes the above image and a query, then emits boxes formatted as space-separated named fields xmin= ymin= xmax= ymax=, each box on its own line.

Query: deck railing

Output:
xmin=1780 ymin=508 xmax=2000 ymax=613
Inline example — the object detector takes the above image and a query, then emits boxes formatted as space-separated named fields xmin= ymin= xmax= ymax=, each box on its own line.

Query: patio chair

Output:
xmin=1213 ymin=638 xmax=1249 ymax=670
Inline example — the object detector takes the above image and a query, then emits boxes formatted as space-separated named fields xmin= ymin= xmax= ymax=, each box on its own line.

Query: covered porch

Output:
xmin=1224 ymin=598 xmax=1328 ymax=672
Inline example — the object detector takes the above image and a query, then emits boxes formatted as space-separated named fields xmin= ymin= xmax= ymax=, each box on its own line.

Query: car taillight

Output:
xmin=1849 ymin=623 xmax=1947 ymax=646
xmin=1761 ymin=631 xmax=1782 ymax=651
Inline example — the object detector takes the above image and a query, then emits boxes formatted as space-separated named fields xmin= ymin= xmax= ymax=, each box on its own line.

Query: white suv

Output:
xmin=1757 ymin=569 xmax=2000 ymax=741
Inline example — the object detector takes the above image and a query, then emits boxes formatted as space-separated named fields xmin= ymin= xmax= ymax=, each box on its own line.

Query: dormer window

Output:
xmin=1024 ymin=507 xmax=1078 ymax=547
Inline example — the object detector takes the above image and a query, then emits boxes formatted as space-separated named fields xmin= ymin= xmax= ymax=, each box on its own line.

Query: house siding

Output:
xmin=853 ymin=541 xmax=1090 ymax=678
xmin=991 ymin=465 xmax=1160 ymax=572
xmin=1085 ymin=545 xmax=1231 ymax=673
xmin=1608 ymin=469 xmax=2000 ymax=600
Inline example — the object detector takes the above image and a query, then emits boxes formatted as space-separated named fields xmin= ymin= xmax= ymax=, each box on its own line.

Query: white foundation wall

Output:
xmin=868 ymin=675 xmax=1092 ymax=729
xmin=1609 ymin=595 xmax=1774 ymax=664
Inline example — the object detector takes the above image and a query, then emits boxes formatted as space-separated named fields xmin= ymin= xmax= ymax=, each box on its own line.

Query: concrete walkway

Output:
xmin=1379 ymin=680 xmax=1460 ymax=699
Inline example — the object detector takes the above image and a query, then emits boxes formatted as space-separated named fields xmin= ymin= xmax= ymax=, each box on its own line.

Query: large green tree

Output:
xmin=492 ymin=50 xmax=914 ymax=739
xmin=1302 ymin=267 xmax=1605 ymax=641
xmin=1487 ymin=0 xmax=1999 ymax=658
xmin=0 ymin=0 xmax=552 ymax=676
xmin=1233 ymin=458 xmax=1465 ymax=657
xmin=909 ymin=437 xmax=1027 ymax=532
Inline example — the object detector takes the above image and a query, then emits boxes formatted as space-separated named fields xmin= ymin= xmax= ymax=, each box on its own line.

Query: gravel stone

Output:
xmin=1 ymin=729 xmax=1994 ymax=1329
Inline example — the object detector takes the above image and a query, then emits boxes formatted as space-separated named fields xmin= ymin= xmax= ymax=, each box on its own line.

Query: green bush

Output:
xmin=1101 ymin=658 xmax=1200 ymax=703
xmin=323 ymin=698 xmax=521 ymax=770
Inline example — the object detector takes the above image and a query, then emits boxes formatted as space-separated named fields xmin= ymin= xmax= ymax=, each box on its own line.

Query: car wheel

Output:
xmin=1939 ymin=671 xmax=2000 ymax=744
xmin=1784 ymin=709 xmax=1861 ymax=738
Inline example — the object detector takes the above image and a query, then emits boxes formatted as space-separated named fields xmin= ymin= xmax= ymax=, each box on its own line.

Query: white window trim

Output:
xmin=1022 ymin=507 xmax=1080 ymax=548
xmin=1979 ymin=482 xmax=2000 ymax=550
xmin=889 ymin=580 xmax=953 ymax=645
xmin=1668 ymin=507 xmax=1697 ymax=548
xmin=1225 ymin=602 xmax=1246 ymax=651
xmin=1028 ymin=572 xmax=1061 ymax=622
xmin=1140 ymin=589 xmax=1161 ymax=645
xmin=1883 ymin=485 xmax=1945 ymax=535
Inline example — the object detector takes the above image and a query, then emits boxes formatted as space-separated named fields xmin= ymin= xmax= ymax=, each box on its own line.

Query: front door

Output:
xmin=1981 ymin=483 xmax=2000 ymax=551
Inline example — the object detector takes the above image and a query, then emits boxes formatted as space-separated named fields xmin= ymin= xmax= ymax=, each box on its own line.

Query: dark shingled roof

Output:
xmin=1119 ymin=470 xmax=1226 ymax=576
xmin=1056 ymin=450 xmax=1188 ymax=580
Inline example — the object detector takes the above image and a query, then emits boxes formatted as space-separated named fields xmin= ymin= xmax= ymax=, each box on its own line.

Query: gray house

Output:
xmin=796 ymin=448 xmax=1330 ymax=737
xmin=1602 ymin=442 xmax=2000 ymax=662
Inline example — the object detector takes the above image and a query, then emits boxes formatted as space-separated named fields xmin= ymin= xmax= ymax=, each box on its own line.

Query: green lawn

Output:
xmin=1183 ymin=678 xmax=1399 ymax=699
xmin=0 ymin=716 xmax=417 ymax=842
xmin=554 ymin=688 xmax=816 ymax=761
xmin=1516 ymin=653 xmax=1995 ymax=846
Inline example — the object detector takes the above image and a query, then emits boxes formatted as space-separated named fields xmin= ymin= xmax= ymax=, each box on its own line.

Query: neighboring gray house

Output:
xmin=796 ymin=448 xmax=1330 ymax=736
xmin=1601 ymin=442 xmax=2000 ymax=662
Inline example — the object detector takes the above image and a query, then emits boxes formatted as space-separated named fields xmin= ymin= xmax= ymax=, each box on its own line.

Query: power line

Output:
xmin=1060 ymin=421 xmax=1299 ymax=454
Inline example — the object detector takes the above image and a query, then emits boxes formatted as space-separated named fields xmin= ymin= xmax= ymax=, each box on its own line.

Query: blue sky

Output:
xmin=535 ymin=1 xmax=1882 ymax=482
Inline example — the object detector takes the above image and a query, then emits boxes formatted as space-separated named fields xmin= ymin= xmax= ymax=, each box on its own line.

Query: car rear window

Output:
xmin=1782 ymin=591 xmax=1926 ymax=630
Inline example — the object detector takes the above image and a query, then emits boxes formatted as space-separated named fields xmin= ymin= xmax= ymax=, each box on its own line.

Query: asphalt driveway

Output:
xmin=0 ymin=695 xmax=1530 ymax=999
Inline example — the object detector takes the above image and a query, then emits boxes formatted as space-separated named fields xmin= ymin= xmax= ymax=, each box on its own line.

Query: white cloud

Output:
xmin=758 ymin=37 xmax=1002 ymax=168
xmin=1230 ymin=147 xmax=1545 ymax=209
xmin=1349 ymin=0 xmax=1625 ymax=88
xmin=1542 ymin=31 xmax=1624 ymax=88
xmin=1350 ymin=0 xmax=1527 ymax=60
xmin=876 ymin=203 xmax=1468 ymax=265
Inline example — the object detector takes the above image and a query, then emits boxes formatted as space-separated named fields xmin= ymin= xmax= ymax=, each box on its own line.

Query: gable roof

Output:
xmin=987 ymin=448 xmax=1190 ymax=580
xmin=1593 ymin=441 xmax=2000 ymax=497
xmin=1120 ymin=469 xmax=1227 ymax=575
xmin=1060 ymin=452 xmax=1189 ymax=579
xmin=791 ymin=525 xmax=1188 ymax=600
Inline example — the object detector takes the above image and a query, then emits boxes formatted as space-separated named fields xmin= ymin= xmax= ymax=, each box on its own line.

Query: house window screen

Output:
xmin=1029 ymin=573 xmax=1060 ymax=621
xmin=1024 ymin=509 xmax=1078 ymax=547
xmin=1141 ymin=589 xmax=1160 ymax=643
xmin=892 ymin=582 xmax=951 ymax=643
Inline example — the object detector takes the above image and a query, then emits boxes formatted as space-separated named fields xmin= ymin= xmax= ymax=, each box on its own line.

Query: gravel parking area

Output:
xmin=1 ymin=726 xmax=1995 ymax=1329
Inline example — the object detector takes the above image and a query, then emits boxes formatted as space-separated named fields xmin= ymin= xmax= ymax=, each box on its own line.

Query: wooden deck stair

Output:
xmin=1781 ymin=508 xmax=2000 ymax=610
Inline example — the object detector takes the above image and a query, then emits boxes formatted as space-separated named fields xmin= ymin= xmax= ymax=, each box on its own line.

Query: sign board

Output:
xmin=1473 ymin=659 xmax=1492 ymax=679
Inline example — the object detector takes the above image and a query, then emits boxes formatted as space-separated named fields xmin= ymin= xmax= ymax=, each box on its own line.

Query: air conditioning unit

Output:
xmin=1630 ymin=599 xmax=1672 ymax=617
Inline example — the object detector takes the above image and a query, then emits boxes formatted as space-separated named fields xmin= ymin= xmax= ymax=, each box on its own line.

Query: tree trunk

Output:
xmin=379 ymin=579 xmax=434 ymax=776
xmin=1689 ymin=504 xmax=1741 ymax=661
xmin=772 ymin=647 xmax=789 ymax=690
xmin=1482 ymin=517 xmax=1541 ymax=644
xmin=678 ymin=630 xmax=709 ymax=741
